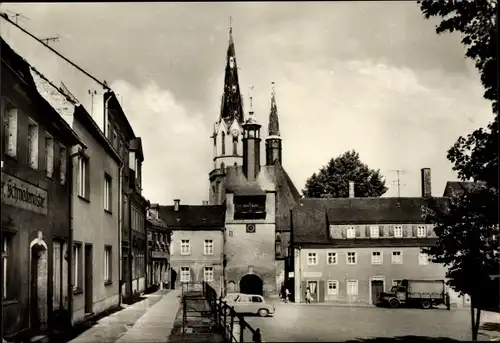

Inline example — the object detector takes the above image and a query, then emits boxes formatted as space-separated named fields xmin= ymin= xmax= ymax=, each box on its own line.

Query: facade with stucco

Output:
xmin=1 ymin=38 xmax=82 ymax=339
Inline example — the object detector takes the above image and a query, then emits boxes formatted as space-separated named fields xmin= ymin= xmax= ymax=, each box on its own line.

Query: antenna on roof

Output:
xmin=88 ymin=89 xmax=98 ymax=116
xmin=39 ymin=34 xmax=60 ymax=46
xmin=388 ymin=169 xmax=407 ymax=198
xmin=3 ymin=10 xmax=29 ymax=25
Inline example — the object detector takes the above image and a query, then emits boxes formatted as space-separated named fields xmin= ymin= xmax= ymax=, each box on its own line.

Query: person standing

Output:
xmin=285 ymin=288 xmax=291 ymax=303
xmin=305 ymin=287 xmax=312 ymax=303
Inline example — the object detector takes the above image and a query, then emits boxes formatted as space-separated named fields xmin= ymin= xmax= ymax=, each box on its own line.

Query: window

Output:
xmin=392 ymin=279 xmax=402 ymax=287
xmin=137 ymin=160 xmax=142 ymax=189
xmin=307 ymin=252 xmax=318 ymax=265
xmin=73 ymin=243 xmax=83 ymax=291
xmin=204 ymin=240 xmax=214 ymax=255
xmin=394 ymin=225 xmax=403 ymax=238
xmin=392 ymin=251 xmax=403 ymax=264
xmin=346 ymin=226 xmax=356 ymax=238
xmin=347 ymin=280 xmax=358 ymax=295
xmin=326 ymin=251 xmax=337 ymax=265
xmin=346 ymin=252 xmax=357 ymax=265
xmin=112 ymin=129 xmax=118 ymax=150
xmin=233 ymin=137 xmax=238 ymax=155
xmin=59 ymin=146 xmax=67 ymax=185
xmin=251 ymin=296 xmax=263 ymax=303
xmin=221 ymin=131 xmax=225 ymax=155
xmin=44 ymin=133 xmax=54 ymax=178
xmin=104 ymin=246 xmax=112 ymax=283
xmin=180 ymin=267 xmax=190 ymax=283
xmin=2 ymin=235 xmax=9 ymax=299
xmin=327 ymin=280 xmax=339 ymax=295
xmin=129 ymin=151 xmax=135 ymax=170
xmin=417 ymin=225 xmax=427 ymax=238
xmin=204 ymin=266 xmax=214 ymax=282
xmin=370 ymin=225 xmax=379 ymax=238
xmin=27 ymin=118 xmax=39 ymax=169
xmin=181 ymin=240 xmax=190 ymax=255
xmin=371 ymin=251 xmax=382 ymax=265
xmin=104 ymin=173 xmax=112 ymax=212
xmin=419 ymin=253 xmax=429 ymax=265
xmin=78 ymin=155 xmax=89 ymax=199
xmin=3 ymin=106 xmax=17 ymax=158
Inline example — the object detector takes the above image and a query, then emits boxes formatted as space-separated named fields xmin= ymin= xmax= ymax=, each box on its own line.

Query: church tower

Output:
xmin=209 ymin=22 xmax=245 ymax=205
xmin=265 ymin=83 xmax=282 ymax=165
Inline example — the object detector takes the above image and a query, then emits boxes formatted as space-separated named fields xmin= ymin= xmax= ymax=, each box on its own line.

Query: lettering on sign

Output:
xmin=1 ymin=172 xmax=48 ymax=215
xmin=303 ymin=271 xmax=322 ymax=278
xmin=151 ymin=251 xmax=169 ymax=259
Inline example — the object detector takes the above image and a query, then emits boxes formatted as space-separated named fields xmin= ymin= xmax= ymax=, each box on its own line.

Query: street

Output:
xmin=244 ymin=302 xmax=492 ymax=342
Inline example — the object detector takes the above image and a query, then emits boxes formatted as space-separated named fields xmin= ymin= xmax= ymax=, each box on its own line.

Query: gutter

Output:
xmin=68 ymin=147 xmax=81 ymax=324
xmin=118 ymin=162 xmax=124 ymax=306
xmin=103 ymin=93 xmax=112 ymax=138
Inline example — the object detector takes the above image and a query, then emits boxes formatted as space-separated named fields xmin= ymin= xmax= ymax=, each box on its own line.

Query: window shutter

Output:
xmin=427 ymin=225 xmax=432 ymax=237
xmin=355 ymin=226 xmax=361 ymax=238
xmin=403 ymin=226 xmax=409 ymax=237
xmin=85 ymin=159 xmax=90 ymax=198
xmin=341 ymin=227 xmax=346 ymax=239
xmin=301 ymin=281 xmax=307 ymax=303
xmin=412 ymin=225 xmax=417 ymax=237
xmin=365 ymin=226 xmax=370 ymax=237
xmin=379 ymin=225 xmax=385 ymax=237
xmin=389 ymin=226 xmax=394 ymax=236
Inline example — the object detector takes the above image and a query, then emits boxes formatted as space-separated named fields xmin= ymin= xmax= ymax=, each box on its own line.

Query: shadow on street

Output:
xmin=345 ymin=336 xmax=460 ymax=342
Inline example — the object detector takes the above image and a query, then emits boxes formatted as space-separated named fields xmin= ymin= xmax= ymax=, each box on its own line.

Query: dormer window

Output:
xmin=346 ymin=226 xmax=356 ymax=239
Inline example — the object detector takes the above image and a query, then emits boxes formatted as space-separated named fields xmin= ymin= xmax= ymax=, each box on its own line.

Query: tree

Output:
xmin=418 ymin=0 xmax=499 ymax=341
xmin=302 ymin=150 xmax=388 ymax=198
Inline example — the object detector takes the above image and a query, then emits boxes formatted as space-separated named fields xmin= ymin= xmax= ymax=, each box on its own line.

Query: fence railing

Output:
xmin=202 ymin=281 xmax=262 ymax=343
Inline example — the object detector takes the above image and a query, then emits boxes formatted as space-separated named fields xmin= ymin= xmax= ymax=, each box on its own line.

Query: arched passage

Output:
xmin=239 ymin=274 xmax=263 ymax=296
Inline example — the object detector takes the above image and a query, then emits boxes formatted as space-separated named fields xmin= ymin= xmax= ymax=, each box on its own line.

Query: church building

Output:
xmin=208 ymin=25 xmax=300 ymax=297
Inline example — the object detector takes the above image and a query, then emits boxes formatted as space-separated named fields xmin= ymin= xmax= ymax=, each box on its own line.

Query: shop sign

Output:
xmin=1 ymin=172 xmax=48 ymax=215
xmin=151 ymin=251 xmax=169 ymax=259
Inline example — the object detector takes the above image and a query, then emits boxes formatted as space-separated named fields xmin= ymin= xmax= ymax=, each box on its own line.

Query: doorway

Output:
xmin=240 ymin=274 xmax=263 ymax=296
xmin=371 ymin=279 xmax=384 ymax=305
xmin=30 ymin=244 xmax=48 ymax=331
xmin=170 ymin=269 xmax=177 ymax=289
xmin=84 ymin=244 xmax=93 ymax=314
xmin=307 ymin=281 xmax=318 ymax=302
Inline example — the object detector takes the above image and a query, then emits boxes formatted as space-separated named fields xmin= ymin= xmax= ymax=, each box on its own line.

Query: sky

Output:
xmin=0 ymin=2 xmax=494 ymax=205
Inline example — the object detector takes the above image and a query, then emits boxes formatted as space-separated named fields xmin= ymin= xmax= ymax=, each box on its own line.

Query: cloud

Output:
xmin=109 ymin=80 xmax=212 ymax=205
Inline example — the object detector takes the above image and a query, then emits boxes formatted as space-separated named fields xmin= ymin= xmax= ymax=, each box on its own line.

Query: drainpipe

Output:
xmin=68 ymin=147 xmax=81 ymax=324
xmin=103 ymin=93 xmax=112 ymax=138
xmin=144 ymin=201 xmax=151 ymax=293
xmin=117 ymin=162 xmax=124 ymax=306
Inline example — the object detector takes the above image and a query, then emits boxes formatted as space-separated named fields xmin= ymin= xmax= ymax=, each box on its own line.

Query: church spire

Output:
xmin=268 ymin=82 xmax=280 ymax=137
xmin=220 ymin=17 xmax=244 ymax=126
xmin=266 ymin=82 xmax=282 ymax=165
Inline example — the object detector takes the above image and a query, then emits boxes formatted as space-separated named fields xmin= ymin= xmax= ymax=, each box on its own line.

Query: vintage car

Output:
xmin=219 ymin=293 xmax=275 ymax=317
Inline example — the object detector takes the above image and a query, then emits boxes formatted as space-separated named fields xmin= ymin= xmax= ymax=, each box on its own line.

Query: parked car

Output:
xmin=219 ymin=293 xmax=275 ymax=317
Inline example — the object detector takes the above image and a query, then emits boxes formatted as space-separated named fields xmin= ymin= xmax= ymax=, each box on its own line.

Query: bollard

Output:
xmin=253 ymin=328 xmax=262 ymax=343
xmin=230 ymin=308 xmax=235 ymax=342
xmin=239 ymin=316 xmax=244 ymax=343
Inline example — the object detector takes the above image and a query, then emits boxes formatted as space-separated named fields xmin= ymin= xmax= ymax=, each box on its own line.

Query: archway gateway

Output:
xmin=239 ymin=274 xmax=263 ymax=296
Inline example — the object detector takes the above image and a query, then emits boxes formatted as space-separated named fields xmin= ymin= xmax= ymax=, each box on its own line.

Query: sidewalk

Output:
xmin=114 ymin=290 xmax=181 ymax=343
xmin=69 ymin=289 xmax=180 ymax=343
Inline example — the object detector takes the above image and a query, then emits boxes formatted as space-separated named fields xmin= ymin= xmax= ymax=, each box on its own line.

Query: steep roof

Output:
xmin=147 ymin=216 xmax=169 ymax=230
xmin=443 ymin=181 xmax=486 ymax=197
xmin=158 ymin=204 xmax=225 ymax=230
xmin=1 ymin=37 xmax=83 ymax=148
xmin=292 ymin=197 xmax=449 ymax=244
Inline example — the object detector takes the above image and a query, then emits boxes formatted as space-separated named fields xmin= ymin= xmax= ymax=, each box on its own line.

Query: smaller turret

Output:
xmin=266 ymin=82 xmax=282 ymax=165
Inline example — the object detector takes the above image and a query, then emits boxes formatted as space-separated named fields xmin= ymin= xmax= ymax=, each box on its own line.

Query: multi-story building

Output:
xmin=103 ymin=91 xmax=149 ymax=302
xmin=1 ymin=38 xmax=83 ymax=339
xmin=208 ymin=25 xmax=300 ymax=298
xmin=146 ymin=204 xmax=170 ymax=291
xmin=158 ymin=200 xmax=226 ymax=294
xmin=291 ymin=169 xmax=466 ymax=306
xmin=29 ymin=69 xmax=124 ymax=323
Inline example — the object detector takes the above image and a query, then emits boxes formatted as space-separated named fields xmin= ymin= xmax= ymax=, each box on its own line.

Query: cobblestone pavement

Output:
xmin=69 ymin=289 xmax=180 ymax=343
xmin=244 ymin=302 xmax=500 ymax=342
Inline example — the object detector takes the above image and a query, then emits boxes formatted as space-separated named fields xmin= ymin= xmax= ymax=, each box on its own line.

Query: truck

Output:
xmin=378 ymin=279 xmax=450 ymax=310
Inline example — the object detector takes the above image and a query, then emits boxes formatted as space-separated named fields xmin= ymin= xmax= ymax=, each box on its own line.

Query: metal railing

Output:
xmin=202 ymin=281 xmax=262 ymax=343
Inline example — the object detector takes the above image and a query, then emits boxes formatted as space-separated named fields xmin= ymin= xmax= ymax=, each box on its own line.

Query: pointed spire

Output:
xmin=268 ymin=82 xmax=280 ymax=136
xmin=220 ymin=17 xmax=244 ymax=126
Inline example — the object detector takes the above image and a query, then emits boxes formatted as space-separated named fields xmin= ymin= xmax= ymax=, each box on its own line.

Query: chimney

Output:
xmin=421 ymin=168 xmax=432 ymax=198
xmin=349 ymin=181 xmax=355 ymax=198
xmin=174 ymin=199 xmax=180 ymax=212
xmin=202 ymin=200 xmax=208 ymax=206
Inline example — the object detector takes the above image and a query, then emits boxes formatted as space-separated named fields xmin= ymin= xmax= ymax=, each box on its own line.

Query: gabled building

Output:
xmin=208 ymin=25 xmax=300 ymax=298
xmin=290 ymin=169 xmax=466 ymax=307
xmin=1 ymin=38 xmax=83 ymax=339
xmin=146 ymin=204 xmax=170 ymax=291
xmin=158 ymin=200 xmax=226 ymax=294
xmin=103 ymin=91 xmax=149 ymax=302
